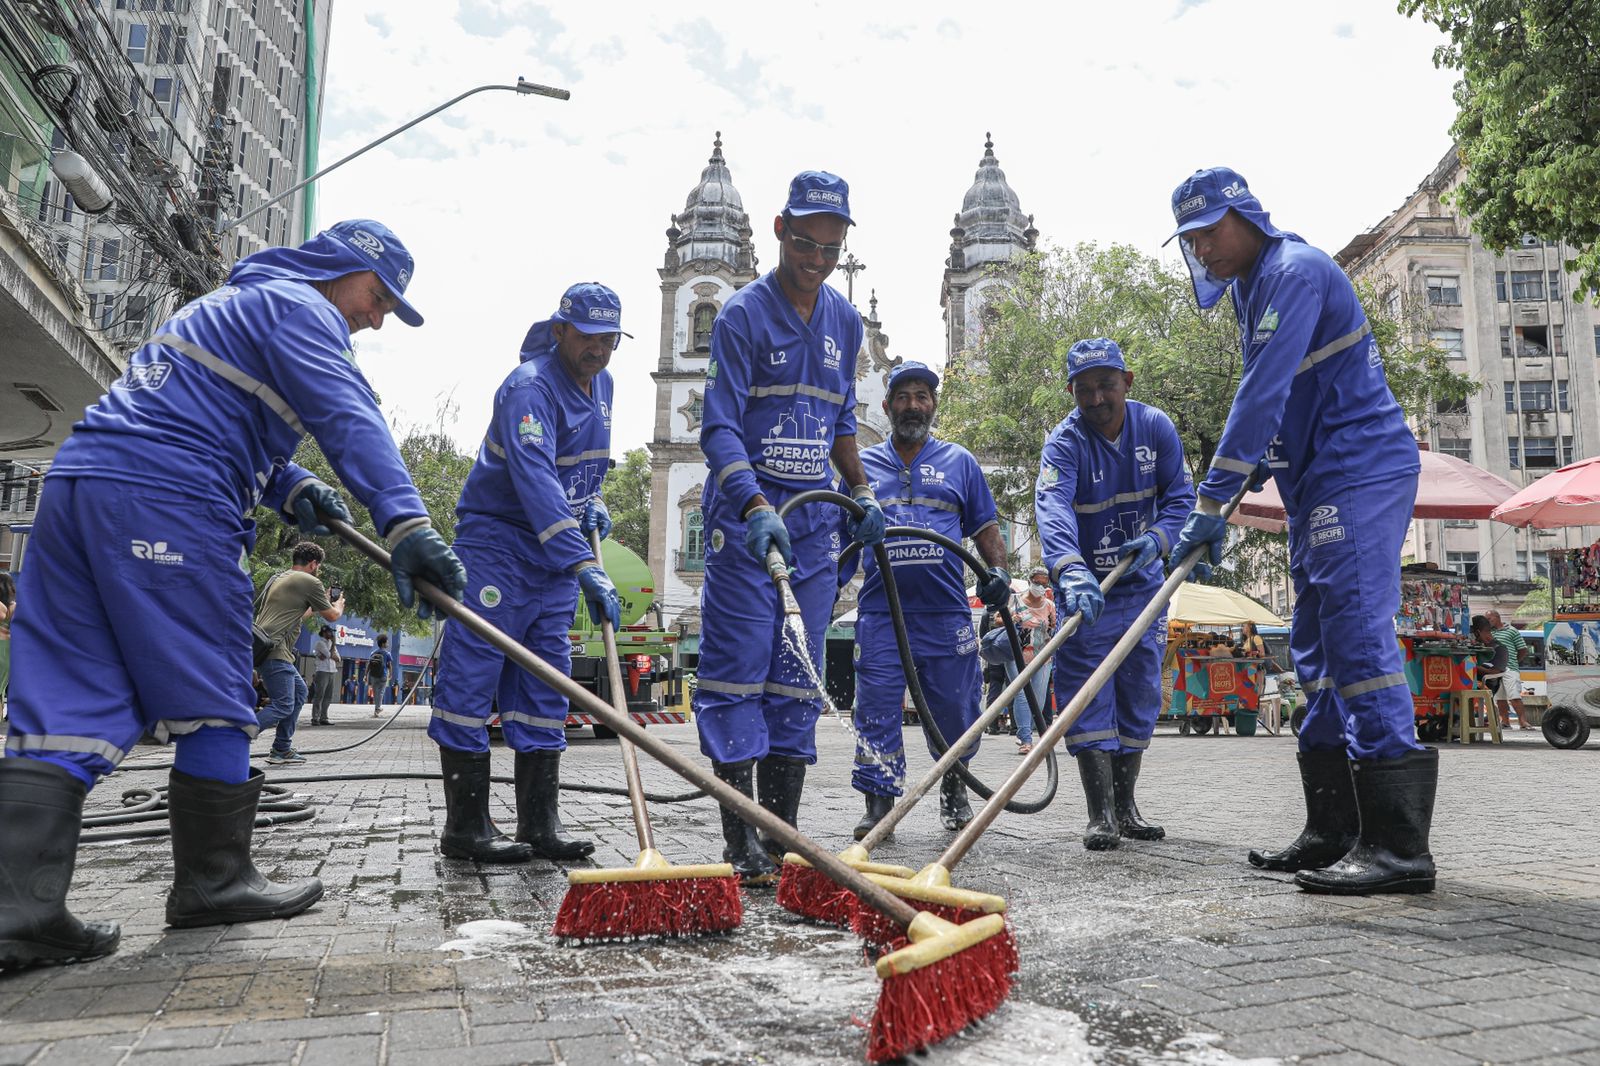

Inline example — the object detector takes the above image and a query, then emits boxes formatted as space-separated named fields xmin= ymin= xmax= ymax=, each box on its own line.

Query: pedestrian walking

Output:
xmin=311 ymin=625 xmax=341 ymax=725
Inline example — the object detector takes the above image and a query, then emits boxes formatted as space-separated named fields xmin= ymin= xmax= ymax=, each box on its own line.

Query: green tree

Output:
xmin=1402 ymin=0 xmax=1600 ymax=296
xmin=1516 ymin=576 xmax=1552 ymax=623
xmin=604 ymin=447 xmax=653 ymax=561
xmin=248 ymin=409 xmax=473 ymax=636
xmin=938 ymin=243 xmax=1478 ymax=591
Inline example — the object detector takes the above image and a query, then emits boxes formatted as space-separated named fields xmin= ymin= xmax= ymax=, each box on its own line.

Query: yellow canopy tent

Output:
xmin=1169 ymin=584 xmax=1285 ymax=627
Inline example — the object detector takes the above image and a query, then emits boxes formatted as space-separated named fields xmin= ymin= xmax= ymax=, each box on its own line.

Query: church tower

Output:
xmin=940 ymin=134 xmax=1039 ymax=362
xmin=646 ymin=134 xmax=759 ymax=640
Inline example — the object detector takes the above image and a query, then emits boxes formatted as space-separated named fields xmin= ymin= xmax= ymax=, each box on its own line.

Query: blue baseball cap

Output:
xmin=785 ymin=170 xmax=853 ymax=225
xmin=1066 ymin=337 xmax=1127 ymax=381
xmin=1164 ymin=167 xmax=1254 ymax=246
xmin=887 ymin=360 xmax=940 ymax=395
xmin=552 ymin=282 xmax=631 ymax=337
xmin=325 ymin=219 xmax=423 ymax=326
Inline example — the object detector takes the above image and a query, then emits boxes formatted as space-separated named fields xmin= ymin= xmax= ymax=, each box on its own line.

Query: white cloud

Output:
xmin=314 ymin=0 xmax=1459 ymax=469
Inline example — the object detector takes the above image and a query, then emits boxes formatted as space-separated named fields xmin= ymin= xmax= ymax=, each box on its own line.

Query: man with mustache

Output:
xmin=1036 ymin=338 xmax=1195 ymax=850
xmin=846 ymin=360 xmax=1011 ymax=838
xmin=1166 ymin=167 xmax=1431 ymax=895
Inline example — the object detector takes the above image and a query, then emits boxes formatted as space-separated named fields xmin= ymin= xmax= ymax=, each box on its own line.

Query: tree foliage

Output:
xmin=604 ymin=447 xmax=653 ymax=561
xmin=248 ymin=406 xmax=474 ymax=636
xmin=937 ymin=243 xmax=1479 ymax=592
xmin=1402 ymin=0 xmax=1600 ymax=296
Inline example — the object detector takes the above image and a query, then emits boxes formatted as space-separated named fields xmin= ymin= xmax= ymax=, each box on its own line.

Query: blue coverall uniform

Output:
xmin=1197 ymin=237 xmax=1422 ymax=762
xmin=851 ymin=437 xmax=998 ymax=796
xmin=1036 ymin=400 xmax=1194 ymax=755
xmin=429 ymin=327 xmax=612 ymax=754
xmin=694 ymin=271 xmax=864 ymax=765
xmin=6 ymin=249 xmax=427 ymax=785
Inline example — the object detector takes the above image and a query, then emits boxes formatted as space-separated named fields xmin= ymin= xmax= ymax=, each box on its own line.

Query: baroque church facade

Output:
xmin=645 ymin=135 xmax=1043 ymax=650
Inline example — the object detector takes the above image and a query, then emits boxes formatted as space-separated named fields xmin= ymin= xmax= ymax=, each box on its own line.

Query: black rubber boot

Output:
xmin=1112 ymin=752 xmax=1164 ymax=841
xmin=0 ymin=759 xmax=120 ymax=970
xmin=756 ymin=754 xmax=807 ymax=862
xmin=1077 ymin=750 xmax=1120 ymax=851
xmin=438 ymin=748 xmax=532 ymax=864
xmin=713 ymin=759 xmax=777 ymax=884
xmin=1248 ymin=749 xmax=1358 ymax=872
xmin=939 ymin=770 xmax=974 ymax=831
xmin=853 ymin=791 xmax=896 ymax=842
xmin=1295 ymin=748 xmax=1438 ymax=895
xmin=165 ymin=768 xmax=324 ymax=928
xmin=513 ymin=750 xmax=594 ymax=861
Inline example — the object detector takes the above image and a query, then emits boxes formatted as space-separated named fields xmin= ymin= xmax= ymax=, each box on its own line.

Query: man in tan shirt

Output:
xmin=254 ymin=541 xmax=343 ymax=763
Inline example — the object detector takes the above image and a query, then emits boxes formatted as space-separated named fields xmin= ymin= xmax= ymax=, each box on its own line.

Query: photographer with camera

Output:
xmin=255 ymin=541 xmax=344 ymax=764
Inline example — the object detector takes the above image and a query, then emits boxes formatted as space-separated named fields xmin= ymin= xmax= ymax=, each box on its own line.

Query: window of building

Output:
xmin=1559 ymin=379 xmax=1571 ymax=411
xmin=1426 ymin=275 xmax=1460 ymax=305
xmin=1549 ymin=270 xmax=1563 ymax=301
xmin=1503 ymin=381 xmax=1517 ymax=413
xmin=1495 ymin=271 xmax=1507 ymax=302
xmin=1564 ymin=435 xmax=1576 ymax=465
xmin=127 ymin=23 xmax=148 ymax=63
xmin=1516 ymin=324 xmax=1549 ymax=357
xmin=1525 ymin=436 xmax=1559 ymax=468
xmin=1437 ymin=437 xmax=1472 ymax=460
xmin=1446 ymin=551 xmax=1480 ymax=582
xmin=1436 ymin=394 xmax=1468 ymax=415
xmin=1554 ymin=323 xmax=1565 ymax=355
xmin=1501 ymin=326 xmax=1512 ymax=357
xmin=155 ymin=25 xmax=171 ymax=63
xmin=1520 ymin=380 xmax=1553 ymax=411
xmin=1594 ymin=324 xmax=1600 ymax=356
xmin=153 ymin=77 xmax=173 ymax=102
xmin=692 ymin=304 xmax=715 ymax=352
xmin=1431 ymin=328 xmax=1464 ymax=358
xmin=99 ymin=238 xmax=121 ymax=280
xmin=252 ymin=40 xmax=262 ymax=74
xmin=175 ymin=27 xmax=187 ymax=63
xmin=679 ymin=509 xmax=705 ymax=571
xmin=1511 ymin=270 xmax=1544 ymax=301
xmin=1509 ymin=439 xmax=1521 ymax=468
xmin=1535 ymin=550 xmax=1550 ymax=579
xmin=81 ymin=236 xmax=96 ymax=280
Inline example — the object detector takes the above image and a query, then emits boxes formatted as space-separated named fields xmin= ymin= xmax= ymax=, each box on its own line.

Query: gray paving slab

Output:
xmin=2 ymin=710 xmax=1600 ymax=1064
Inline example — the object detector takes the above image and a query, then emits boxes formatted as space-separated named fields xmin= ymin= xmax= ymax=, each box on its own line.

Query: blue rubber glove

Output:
xmin=1248 ymin=458 xmax=1273 ymax=492
xmin=847 ymin=488 xmax=886 ymax=547
xmin=1057 ymin=567 xmax=1105 ymax=626
xmin=744 ymin=505 xmax=794 ymax=566
xmin=286 ymin=478 xmax=352 ymax=535
xmin=1172 ymin=509 xmax=1227 ymax=582
xmin=581 ymin=497 xmax=613 ymax=540
xmin=577 ymin=564 xmax=622 ymax=631
xmin=388 ymin=523 xmax=466 ymax=619
xmin=1116 ymin=533 xmax=1161 ymax=572
xmin=977 ymin=566 xmax=1013 ymax=608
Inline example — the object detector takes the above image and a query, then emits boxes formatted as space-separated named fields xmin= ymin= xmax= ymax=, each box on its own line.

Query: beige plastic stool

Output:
xmin=1447 ymin=688 xmax=1501 ymax=744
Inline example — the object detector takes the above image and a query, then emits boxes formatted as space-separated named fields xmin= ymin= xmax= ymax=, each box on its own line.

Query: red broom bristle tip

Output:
xmin=852 ymin=903 xmax=1020 ymax=974
xmin=552 ymin=876 xmax=743 ymax=940
xmin=777 ymin=862 xmax=859 ymax=927
xmin=867 ymin=925 xmax=1017 ymax=1062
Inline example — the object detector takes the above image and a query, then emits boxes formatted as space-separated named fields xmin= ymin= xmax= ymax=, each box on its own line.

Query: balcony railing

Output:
xmin=675 ymin=550 xmax=705 ymax=572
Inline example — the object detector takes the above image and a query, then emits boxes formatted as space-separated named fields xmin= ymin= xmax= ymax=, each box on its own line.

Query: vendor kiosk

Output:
xmin=1396 ymin=565 xmax=1477 ymax=742
xmin=1537 ymin=547 xmax=1600 ymax=747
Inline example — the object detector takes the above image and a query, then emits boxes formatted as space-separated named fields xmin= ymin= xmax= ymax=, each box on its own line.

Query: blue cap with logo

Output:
xmin=886 ymin=359 xmax=940 ymax=395
xmin=325 ymin=219 xmax=423 ymax=326
xmin=552 ymin=282 xmax=631 ymax=337
xmin=1066 ymin=337 xmax=1127 ymax=381
xmin=1163 ymin=167 xmax=1256 ymax=246
xmin=785 ymin=170 xmax=853 ymax=225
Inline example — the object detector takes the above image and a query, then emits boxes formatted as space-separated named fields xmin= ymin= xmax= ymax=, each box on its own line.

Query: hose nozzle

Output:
xmin=766 ymin=547 xmax=803 ymax=617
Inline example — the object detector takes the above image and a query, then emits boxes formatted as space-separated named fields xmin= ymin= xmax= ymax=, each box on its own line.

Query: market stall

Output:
xmin=1395 ymin=565 xmax=1477 ymax=741
xmin=1164 ymin=585 xmax=1285 ymax=736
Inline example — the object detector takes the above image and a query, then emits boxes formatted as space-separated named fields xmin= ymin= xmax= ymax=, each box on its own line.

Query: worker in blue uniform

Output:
xmin=1036 ymin=338 xmax=1195 ymax=850
xmin=848 ymin=361 xmax=1012 ymax=839
xmin=428 ymin=283 xmax=624 ymax=865
xmin=695 ymin=171 xmax=886 ymax=882
xmin=0 ymin=220 xmax=467 ymax=971
xmin=1166 ymin=167 xmax=1433 ymax=895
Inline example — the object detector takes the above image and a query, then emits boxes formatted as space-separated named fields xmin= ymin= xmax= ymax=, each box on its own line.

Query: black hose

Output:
xmin=776 ymin=489 xmax=1059 ymax=815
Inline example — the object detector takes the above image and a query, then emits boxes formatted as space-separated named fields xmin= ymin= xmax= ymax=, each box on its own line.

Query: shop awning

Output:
xmin=1171 ymin=584 xmax=1285 ymax=626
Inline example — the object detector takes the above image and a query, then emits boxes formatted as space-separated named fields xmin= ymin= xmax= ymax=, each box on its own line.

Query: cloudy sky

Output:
xmin=314 ymin=0 xmax=1461 ymax=458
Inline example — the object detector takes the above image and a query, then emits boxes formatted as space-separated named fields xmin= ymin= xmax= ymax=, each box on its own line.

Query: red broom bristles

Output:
xmin=866 ymin=924 xmax=1017 ymax=1062
xmin=853 ymin=902 xmax=1019 ymax=973
xmin=777 ymin=862 xmax=859 ymax=927
xmin=551 ymin=876 xmax=743 ymax=940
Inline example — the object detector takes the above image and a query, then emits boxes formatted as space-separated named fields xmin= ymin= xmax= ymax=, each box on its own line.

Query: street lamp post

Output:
xmin=223 ymin=77 xmax=570 ymax=232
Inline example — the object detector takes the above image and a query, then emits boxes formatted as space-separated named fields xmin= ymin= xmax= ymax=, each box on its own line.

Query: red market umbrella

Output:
xmin=1228 ymin=446 xmax=1519 ymax=533
xmin=1490 ymin=456 xmax=1600 ymax=529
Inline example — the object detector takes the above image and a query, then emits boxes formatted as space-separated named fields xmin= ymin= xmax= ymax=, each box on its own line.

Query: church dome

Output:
xmin=670 ymin=132 xmax=752 ymax=269
xmin=951 ymin=134 xmax=1036 ymax=267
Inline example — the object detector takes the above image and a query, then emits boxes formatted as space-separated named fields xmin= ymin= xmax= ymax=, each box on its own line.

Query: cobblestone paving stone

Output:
xmin=3 ymin=705 xmax=1600 ymax=1064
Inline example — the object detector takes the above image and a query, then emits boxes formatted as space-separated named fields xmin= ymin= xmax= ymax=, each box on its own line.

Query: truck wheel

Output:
xmin=1193 ymin=717 xmax=1214 ymax=735
xmin=1289 ymin=706 xmax=1308 ymax=736
xmin=1542 ymin=705 xmax=1591 ymax=750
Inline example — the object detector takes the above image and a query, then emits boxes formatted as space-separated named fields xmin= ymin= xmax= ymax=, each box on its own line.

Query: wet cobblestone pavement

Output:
xmin=4 ymin=707 xmax=1600 ymax=1065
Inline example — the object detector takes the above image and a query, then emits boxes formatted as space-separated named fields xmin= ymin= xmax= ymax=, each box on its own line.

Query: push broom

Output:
xmin=551 ymin=531 xmax=742 ymax=939
xmin=329 ymin=517 xmax=1016 ymax=1062
xmin=778 ymin=551 xmax=1134 ymax=927
xmin=849 ymin=487 xmax=1252 ymax=950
